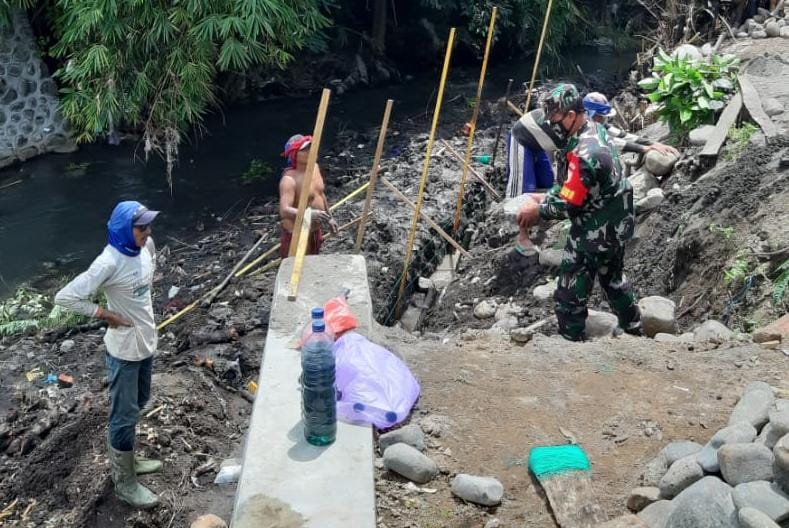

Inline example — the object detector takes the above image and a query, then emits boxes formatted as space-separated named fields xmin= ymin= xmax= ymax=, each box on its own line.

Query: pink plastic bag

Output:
xmin=334 ymin=332 xmax=420 ymax=429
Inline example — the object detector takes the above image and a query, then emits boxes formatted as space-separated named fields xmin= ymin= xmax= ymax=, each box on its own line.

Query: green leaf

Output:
xmin=680 ymin=108 xmax=692 ymax=123
xmin=638 ymin=77 xmax=660 ymax=91
xmin=698 ymin=96 xmax=710 ymax=110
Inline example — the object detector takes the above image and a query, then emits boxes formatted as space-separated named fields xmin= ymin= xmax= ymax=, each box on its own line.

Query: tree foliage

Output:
xmin=30 ymin=0 xmax=330 ymax=186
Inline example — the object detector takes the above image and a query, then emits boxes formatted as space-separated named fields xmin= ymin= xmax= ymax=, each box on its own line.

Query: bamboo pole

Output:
xmin=524 ymin=0 xmax=555 ymax=111
xmin=491 ymin=78 xmax=513 ymax=168
xmin=355 ymin=99 xmax=394 ymax=252
xmin=201 ymin=232 xmax=269 ymax=306
xmin=440 ymin=139 xmax=501 ymax=199
xmin=394 ymin=27 xmax=456 ymax=320
xmin=508 ymin=100 xmax=524 ymax=117
xmin=234 ymin=181 xmax=370 ymax=279
xmin=289 ymin=88 xmax=331 ymax=257
xmin=453 ymin=7 xmax=497 ymax=233
xmin=380 ymin=177 xmax=470 ymax=259
xmin=287 ymin=208 xmax=313 ymax=300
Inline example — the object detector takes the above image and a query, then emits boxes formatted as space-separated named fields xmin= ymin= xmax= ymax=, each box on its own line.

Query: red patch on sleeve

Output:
xmin=559 ymin=152 xmax=588 ymax=206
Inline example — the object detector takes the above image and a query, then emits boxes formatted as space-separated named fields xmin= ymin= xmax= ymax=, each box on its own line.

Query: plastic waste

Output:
xmin=334 ymin=332 xmax=420 ymax=429
xmin=324 ymin=293 xmax=358 ymax=338
xmin=214 ymin=464 xmax=242 ymax=485
xmin=301 ymin=320 xmax=337 ymax=446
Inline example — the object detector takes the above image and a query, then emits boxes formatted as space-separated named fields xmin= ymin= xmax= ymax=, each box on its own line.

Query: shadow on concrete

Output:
xmin=287 ymin=421 xmax=329 ymax=462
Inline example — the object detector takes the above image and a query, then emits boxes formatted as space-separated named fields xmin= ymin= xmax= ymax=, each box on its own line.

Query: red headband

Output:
xmin=281 ymin=135 xmax=312 ymax=168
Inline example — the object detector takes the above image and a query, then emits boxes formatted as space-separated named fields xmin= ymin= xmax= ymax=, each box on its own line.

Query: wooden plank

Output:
xmin=355 ymin=99 xmax=394 ymax=252
xmin=539 ymin=475 xmax=608 ymax=528
xmin=287 ymin=208 xmax=313 ymax=301
xmin=289 ymin=88 xmax=331 ymax=257
xmin=380 ymin=177 xmax=470 ymax=259
xmin=739 ymin=73 xmax=778 ymax=138
xmin=700 ymin=92 xmax=743 ymax=160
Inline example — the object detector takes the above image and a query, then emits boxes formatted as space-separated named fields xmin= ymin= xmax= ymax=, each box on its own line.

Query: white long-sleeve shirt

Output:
xmin=55 ymin=238 xmax=157 ymax=361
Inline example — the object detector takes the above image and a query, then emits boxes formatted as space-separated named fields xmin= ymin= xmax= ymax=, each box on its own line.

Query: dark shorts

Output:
xmin=280 ymin=227 xmax=324 ymax=259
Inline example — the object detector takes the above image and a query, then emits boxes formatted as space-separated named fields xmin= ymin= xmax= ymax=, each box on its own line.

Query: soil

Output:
xmin=2 ymin=36 xmax=789 ymax=528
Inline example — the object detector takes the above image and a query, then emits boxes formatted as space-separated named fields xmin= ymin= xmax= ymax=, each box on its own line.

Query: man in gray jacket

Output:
xmin=55 ymin=200 xmax=161 ymax=509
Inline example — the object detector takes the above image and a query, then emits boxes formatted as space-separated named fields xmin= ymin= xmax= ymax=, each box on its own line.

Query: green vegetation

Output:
xmin=723 ymin=255 xmax=752 ymax=286
xmin=724 ymin=123 xmax=758 ymax=162
xmin=638 ymin=50 xmax=740 ymax=137
xmin=240 ymin=159 xmax=274 ymax=185
xmin=0 ymin=284 xmax=105 ymax=337
xmin=772 ymin=259 xmax=789 ymax=306
xmin=709 ymin=223 xmax=735 ymax=240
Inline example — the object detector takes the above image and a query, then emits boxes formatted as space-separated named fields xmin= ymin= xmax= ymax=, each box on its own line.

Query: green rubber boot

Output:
xmin=134 ymin=454 xmax=163 ymax=475
xmin=108 ymin=446 xmax=159 ymax=509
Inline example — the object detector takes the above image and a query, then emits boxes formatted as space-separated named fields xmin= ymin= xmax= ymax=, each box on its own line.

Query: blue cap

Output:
xmin=311 ymin=307 xmax=324 ymax=319
xmin=312 ymin=320 xmax=326 ymax=332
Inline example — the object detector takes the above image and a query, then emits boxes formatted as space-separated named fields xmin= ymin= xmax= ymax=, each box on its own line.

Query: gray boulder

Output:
xmin=665 ymin=477 xmax=737 ymax=528
xmin=474 ymin=300 xmax=497 ymax=320
xmin=586 ymin=310 xmax=618 ymax=338
xmin=642 ymin=453 xmax=669 ymax=487
xmin=729 ymin=383 xmax=775 ymax=429
xmin=718 ymin=443 xmax=775 ymax=486
xmin=654 ymin=333 xmax=680 ymax=343
xmin=775 ymin=433 xmax=789 ymax=494
xmin=533 ymin=280 xmax=557 ymax=301
xmin=738 ymin=507 xmax=781 ymax=528
xmin=763 ymin=98 xmax=784 ymax=117
xmin=637 ymin=188 xmax=666 ymax=213
xmin=450 ymin=474 xmax=504 ymax=506
xmin=732 ymin=481 xmax=789 ymax=522
xmin=645 ymin=151 xmax=679 ymax=177
xmin=663 ymin=441 xmax=703 ymax=466
xmin=781 ymin=26 xmax=789 ymax=38
xmin=768 ymin=410 xmax=789 ymax=444
xmin=696 ymin=421 xmax=758 ymax=472
xmin=382 ymin=443 xmax=438 ymax=484
xmin=627 ymin=487 xmax=661 ymax=512
xmin=638 ymin=500 xmax=675 ymax=528
xmin=379 ymin=424 xmax=425 ymax=452
xmin=510 ymin=327 xmax=534 ymax=344
xmin=659 ymin=455 xmax=704 ymax=499
xmin=753 ymin=30 xmax=769 ymax=38
xmin=689 ymin=125 xmax=716 ymax=146
xmin=766 ymin=21 xmax=781 ymax=37
xmin=629 ymin=170 xmax=661 ymax=201
xmin=60 ymin=339 xmax=76 ymax=353
xmin=639 ymin=296 xmax=677 ymax=337
xmin=539 ymin=248 xmax=563 ymax=268
xmin=693 ymin=320 xmax=733 ymax=343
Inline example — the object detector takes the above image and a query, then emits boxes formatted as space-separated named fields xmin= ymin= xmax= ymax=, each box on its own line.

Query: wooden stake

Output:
xmin=201 ymin=232 xmax=269 ymax=306
xmin=287 ymin=208 xmax=313 ymax=300
xmin=289 ymin=88 xmax=331 ymax=257
xmin=525 ymin=0 xmax=555 ymax=111
xmin=453 ymin=7 xmax=497 ymax=233
xmin=380 ymin=177 xmax=470 ymax=259
xmin=491 ymin=78 xmax=514 ymax=168
xmin=440 ymin=139 xmax=501 ymax=199
xmin=395 ymin=27 xmax=457 ymax=320
xmin=508 ymin=99 xmax=524 ymax=117
xmin=355 ymin=99 xmax=394 ymax=252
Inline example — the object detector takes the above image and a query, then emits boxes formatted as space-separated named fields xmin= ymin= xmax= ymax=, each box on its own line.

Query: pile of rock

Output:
xmin=625 ymin=382 xmax=789 ymax=528
xmin=378 ymin=420 xmax=505 ymax=508
xmin=735 ymin=7 xmax=789 ymax=40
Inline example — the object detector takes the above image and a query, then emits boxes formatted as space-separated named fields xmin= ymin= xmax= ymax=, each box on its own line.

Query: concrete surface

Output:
xmin=231 ymin=255 xmax=376 ymax=528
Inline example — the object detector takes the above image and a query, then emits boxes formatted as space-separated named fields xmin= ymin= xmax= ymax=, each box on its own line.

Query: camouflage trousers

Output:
xmin=554 ymin=245 xmax=641 ymax=341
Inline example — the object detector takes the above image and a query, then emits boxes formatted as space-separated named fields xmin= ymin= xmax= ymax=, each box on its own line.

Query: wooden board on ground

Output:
xmin=538 ymin=474 xmax=608 ymax=528
xmin=739 ymin=72 xmax=778 ymax=138
xmin=700 ymin=92 xmax=743 ymax=160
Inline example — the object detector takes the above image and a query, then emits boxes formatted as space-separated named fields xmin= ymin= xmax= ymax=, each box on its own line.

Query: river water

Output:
xmin=0 ymin=46 xmax=634 ymax=296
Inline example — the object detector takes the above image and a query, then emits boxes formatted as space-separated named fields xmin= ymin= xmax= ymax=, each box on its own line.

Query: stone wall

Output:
xmin=0 ymin=10 xmax=75 ymax=170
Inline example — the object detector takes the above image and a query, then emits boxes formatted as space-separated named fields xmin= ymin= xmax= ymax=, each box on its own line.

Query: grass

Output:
xmin=724 ymin=123 xmax=758 ymax=162
xmin=240 ymin=159 xmax=274 ymax=185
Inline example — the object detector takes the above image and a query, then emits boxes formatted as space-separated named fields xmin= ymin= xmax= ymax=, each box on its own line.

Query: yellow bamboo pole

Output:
xmin=453 ymin=7 xmax=497 ymax=233
xmin=157 ymin=300 xmax=199 ymax=331
xmin=508 ymin=99 xmax=524 ymax=117
xmin=289 ymin=88 xmax=331 ymax=257
xmin=287 ymin=208 xmax=313 ymax=300
xmin=355 ymin=99 xmax=394 ymax=252
xmin=525 ymin=0 xmax=555 ymax=111
xmin=394 ymin=27 xmax=456 ymax=320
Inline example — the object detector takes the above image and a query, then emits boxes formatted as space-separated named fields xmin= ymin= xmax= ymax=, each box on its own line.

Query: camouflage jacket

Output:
xmin=538 ymin=121 xmax=635 ymax=254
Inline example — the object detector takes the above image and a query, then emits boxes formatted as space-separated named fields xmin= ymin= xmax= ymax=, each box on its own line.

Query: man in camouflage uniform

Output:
xmin=513 ymin=83 xmax=642 ymax=341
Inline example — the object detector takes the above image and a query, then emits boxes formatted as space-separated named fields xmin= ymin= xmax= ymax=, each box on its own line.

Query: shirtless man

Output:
xmin=278 ymin=134 xmax=338 ymax=258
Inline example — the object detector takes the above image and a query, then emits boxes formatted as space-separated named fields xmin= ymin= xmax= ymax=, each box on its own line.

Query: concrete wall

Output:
xmin=0 ymin=10 xmax=75 ymax=169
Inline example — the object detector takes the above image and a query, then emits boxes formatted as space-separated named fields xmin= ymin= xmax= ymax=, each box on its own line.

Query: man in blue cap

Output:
xmin=55 ymin=201 xmax=161 ymax=509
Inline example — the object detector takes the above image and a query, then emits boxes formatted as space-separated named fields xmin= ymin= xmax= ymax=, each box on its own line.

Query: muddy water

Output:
xmin=0 ymin=46 xmax=634 ymax=296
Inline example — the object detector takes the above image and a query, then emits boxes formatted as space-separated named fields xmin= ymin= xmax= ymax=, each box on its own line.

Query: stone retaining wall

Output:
xmin=0 ymin=10 xmax=75 ymax=169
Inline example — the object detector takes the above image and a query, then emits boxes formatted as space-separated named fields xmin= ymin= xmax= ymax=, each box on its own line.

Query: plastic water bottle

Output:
xmin=300 ymin=307 xmax=328 ymax=346
xmin=301 ymin=320 xmax=336 ymax=446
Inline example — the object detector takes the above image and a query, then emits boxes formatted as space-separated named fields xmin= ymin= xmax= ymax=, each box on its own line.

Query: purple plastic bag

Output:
xmin=334 ymin=332 xmax=420 ymax=429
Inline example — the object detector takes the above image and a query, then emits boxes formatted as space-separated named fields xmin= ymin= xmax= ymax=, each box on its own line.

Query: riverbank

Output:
xmin=1 ymin=32 xmax=788 ymax=528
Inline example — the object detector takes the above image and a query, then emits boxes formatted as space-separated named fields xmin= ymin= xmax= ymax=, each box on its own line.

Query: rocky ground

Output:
xmin=1 ymin=25 xmax=789 ymax=528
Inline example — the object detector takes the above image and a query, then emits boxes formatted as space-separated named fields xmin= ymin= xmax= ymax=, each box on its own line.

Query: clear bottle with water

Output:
xmin=301 ymin=320 xmax=337 ymax=446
